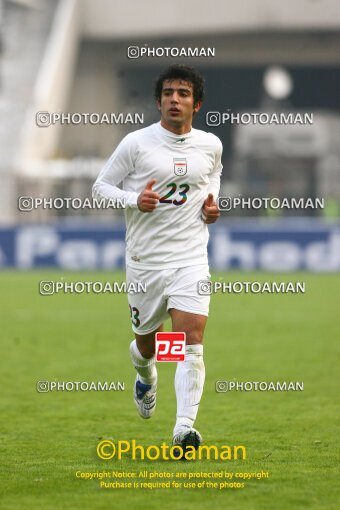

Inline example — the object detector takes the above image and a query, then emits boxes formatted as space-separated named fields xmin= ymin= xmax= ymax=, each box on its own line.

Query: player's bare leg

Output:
xmin=129 ymin=325 xmax=163 ymax=419
xmin=169 ymin=309 xmax=207 ymax=454
xmin=134 ymin=326 xmax=162 ymax=358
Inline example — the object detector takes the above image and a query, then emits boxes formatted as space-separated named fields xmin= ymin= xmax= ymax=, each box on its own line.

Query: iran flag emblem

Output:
xmin=173 ymin=158 xmax=187 ymax=176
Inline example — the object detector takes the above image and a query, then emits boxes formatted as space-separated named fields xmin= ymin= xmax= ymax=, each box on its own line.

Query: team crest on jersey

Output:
xmin=173 ymin=158 xmax=187 ymax=176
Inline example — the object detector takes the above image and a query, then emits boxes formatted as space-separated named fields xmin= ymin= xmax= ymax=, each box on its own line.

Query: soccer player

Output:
xmin=92 ymin=65 xmax=223 ymax=455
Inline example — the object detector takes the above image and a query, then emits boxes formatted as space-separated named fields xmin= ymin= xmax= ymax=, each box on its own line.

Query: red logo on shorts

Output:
xmin=155 ymin=332 xmax=186 ymax=362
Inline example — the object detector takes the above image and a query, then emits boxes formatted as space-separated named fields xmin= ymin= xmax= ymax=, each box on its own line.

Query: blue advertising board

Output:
xmin=0 ymin=220 xmax=339 ymax=271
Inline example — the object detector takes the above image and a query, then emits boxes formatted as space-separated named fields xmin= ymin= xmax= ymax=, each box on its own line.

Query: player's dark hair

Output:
xmin=154 ymin=65 xmax=205 ymax=106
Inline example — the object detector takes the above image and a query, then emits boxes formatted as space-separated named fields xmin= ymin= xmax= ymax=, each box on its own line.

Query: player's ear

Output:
xmin=156 ymin=99 xmax=161 ymax=111
xmin=193 ymin=101 xmax=202 ymax=114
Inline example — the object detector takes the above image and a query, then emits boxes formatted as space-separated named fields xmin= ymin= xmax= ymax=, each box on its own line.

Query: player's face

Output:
xmin=157 ymin=79 xmax=202 ymax=133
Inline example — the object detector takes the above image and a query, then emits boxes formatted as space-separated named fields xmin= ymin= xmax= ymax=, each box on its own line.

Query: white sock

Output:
xmin=129 ymin=340 xmax=157 ymax=385
xmin=173 ymin=344 xmax=205 ymax=436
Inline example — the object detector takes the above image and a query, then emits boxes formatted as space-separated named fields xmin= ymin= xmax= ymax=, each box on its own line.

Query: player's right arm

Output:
xmin=92 ymin=135 xmax=160 ymax=213
xmin=92 ymin=134 xmax=139 ymax=207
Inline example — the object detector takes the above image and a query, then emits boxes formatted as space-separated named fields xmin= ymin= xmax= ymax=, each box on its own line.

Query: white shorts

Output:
xmin=126 ymin=264 xmax=211 ymax=335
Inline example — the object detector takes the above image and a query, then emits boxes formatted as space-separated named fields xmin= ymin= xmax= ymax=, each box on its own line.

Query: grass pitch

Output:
xmin=1 ymin=271 xmax=339 ymax=510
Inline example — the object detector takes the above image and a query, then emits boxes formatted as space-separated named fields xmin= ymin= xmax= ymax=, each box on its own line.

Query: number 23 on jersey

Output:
xmin=159 ymin=182 xmax=190 ymax=206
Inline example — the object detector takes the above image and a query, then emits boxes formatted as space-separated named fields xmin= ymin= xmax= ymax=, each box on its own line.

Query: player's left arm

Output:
xmin=202 ymin=139 xmax=223 ymax=224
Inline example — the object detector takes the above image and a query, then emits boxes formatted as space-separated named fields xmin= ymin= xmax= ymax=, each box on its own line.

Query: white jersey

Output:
xmin=92 ymin=121 xmax=223 ymax=269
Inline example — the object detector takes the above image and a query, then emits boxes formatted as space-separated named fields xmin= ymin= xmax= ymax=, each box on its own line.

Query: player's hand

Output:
xmin=137 ymin=179 xmax=160 ymax=213
xmin=202 ymin=193 xmax=220 ymax=224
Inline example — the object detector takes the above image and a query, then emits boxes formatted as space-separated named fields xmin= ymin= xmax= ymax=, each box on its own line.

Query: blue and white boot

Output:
xmin=134 ymin=375 xmax=157 ymax=419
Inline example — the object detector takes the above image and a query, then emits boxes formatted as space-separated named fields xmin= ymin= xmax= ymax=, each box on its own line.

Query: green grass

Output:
xmin=1 ymin=271 xmax=339 ymax=510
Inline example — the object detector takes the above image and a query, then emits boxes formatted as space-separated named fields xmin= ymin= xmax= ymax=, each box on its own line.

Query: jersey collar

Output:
xmin=157 ymin=121 xmax=192 ymax=143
